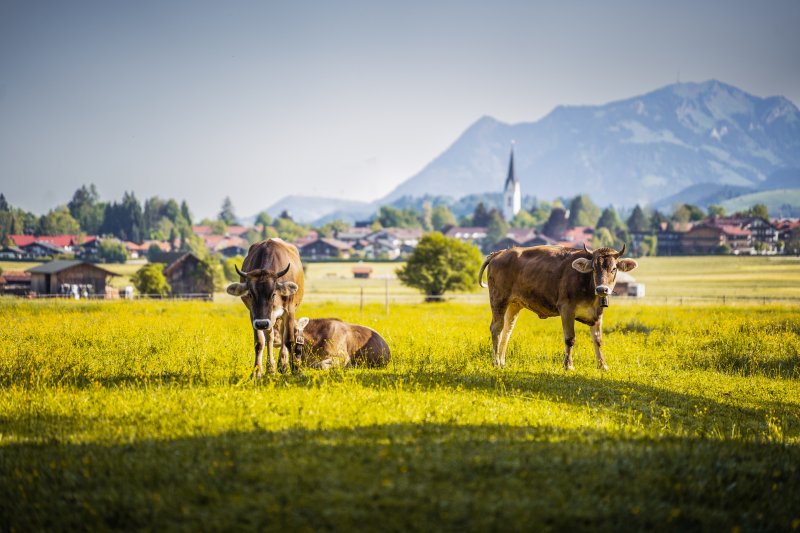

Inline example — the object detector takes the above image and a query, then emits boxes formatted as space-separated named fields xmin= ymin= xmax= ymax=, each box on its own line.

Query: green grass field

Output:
xmin=1 ymin=296 xmax=798 ymax=531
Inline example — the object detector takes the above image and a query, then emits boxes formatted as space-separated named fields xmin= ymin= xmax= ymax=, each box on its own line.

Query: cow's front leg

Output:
xmin=560 ymin=311 xmax=577 ymax=371
xmin=266 ymin=328 xmax=277 ymax=374
xmin=590 ymin=317 xmax=608 ymax=370
xmin=253 ymin=328 xmax=266 ymax=378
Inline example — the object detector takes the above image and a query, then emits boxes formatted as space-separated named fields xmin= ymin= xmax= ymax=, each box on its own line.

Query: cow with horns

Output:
xmin=479 ymin=243 xmax=637 ymax=371
xmin=226 ymin=238 xmax=305 ymax=377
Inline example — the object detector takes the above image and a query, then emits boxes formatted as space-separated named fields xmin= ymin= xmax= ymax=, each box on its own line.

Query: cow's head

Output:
xmin=226 ymin=263 xmax=298 ymax=331
xmin=571 ymin=243 xmax=638 ymax=297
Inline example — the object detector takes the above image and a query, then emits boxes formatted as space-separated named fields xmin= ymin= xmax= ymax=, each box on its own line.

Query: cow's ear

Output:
xmin=617 ymin=259 xmax=638 ymax=272
xmin=571 ymin=258 xmax=593 ymax=273
xmin=226 ymin=282 xmax=248 ymax=296
xmin=277 ymin=281 xmax=299 ymax=296
xmin=296 ymin=317 xmax=309 ymax=331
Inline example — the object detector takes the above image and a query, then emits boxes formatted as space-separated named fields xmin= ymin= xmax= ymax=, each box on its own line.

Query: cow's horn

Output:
xmin=618 ymin=243 xmax=626 ymax=257
xmin=235 ymin=264 xmax=249 ymax=278
xmin=276 ymin=263 xmax=290 ymax=278
xmin=583 ymin=243 xmax=594 ymax=254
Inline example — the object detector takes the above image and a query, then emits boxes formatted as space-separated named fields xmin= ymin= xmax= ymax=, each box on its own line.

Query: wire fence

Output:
xmin=12 ymin=288 xmax=800 ymax=307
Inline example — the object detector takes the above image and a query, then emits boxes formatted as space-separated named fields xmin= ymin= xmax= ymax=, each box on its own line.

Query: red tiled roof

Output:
xmin=8 ymin=234 xmax=96 ymax=248
xmin=718 ymin=225 xmax=751 ymax=237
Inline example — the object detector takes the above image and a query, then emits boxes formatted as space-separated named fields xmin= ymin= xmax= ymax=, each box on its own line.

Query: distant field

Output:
xmin=632 ymin=255 xmax=800 ymax=300
xmin=295 ymin=256 xmax=800 ymax=304
xmin=0 ymin=299 xmax=798 ymax=530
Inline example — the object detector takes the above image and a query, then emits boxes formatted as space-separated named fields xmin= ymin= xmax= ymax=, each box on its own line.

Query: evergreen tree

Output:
xmin=483 ymin=210 xmax=509 ymax=253
xmin=707 ymin=204 xmax=726 ymax=218
xmin=0 ymin=193 xmax=9 ymax=211
xmin=596 ymin=206 xmax=624 ymax=233
xmin=626 ymin=205 xmax=650 ymax=233
xmin=218 ymin=196 xmax=237 ymax=224
xmin=180 ymin=200 xmax=193 ymax=226
xmin=542 ymin=207 xmax=568 ymax=239
xmin=650 ymin=210 xmax=668 ymax=232
xmin=68 ymin=185 xmax=104 ymax=234
xmin=472 ymin=202 xmax=491 ymax=226
xmin=102 ymin=192 xmax=144 ymax=242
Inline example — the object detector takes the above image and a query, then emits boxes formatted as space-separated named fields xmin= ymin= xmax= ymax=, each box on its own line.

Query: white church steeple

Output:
xmin=502 ymin=143 xmax=521 ymax=222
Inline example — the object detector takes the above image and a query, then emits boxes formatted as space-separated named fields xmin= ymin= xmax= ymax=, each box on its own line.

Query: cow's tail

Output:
xmin=478 ymin=251 xmax=501 ymax=288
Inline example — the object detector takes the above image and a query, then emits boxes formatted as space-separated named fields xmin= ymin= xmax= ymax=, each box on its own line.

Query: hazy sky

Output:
xmin=1 ymin=0 xmax=798 ymax=219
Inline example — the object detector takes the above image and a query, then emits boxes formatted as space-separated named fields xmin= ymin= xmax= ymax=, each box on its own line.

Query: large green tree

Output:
xmin=97 ymin=239 xmax=128 ymax=264
xmin=396 ymin=232 xmax=483 ymax=302
xmin=431 ymin=204 xmax=456 ymax=232
xmin=377 ymin=206 xmax=421 ymax=228
xmin=39 ymin=206 xmax=81 ymax=235
xmin=131 ymin=263 xmax=170 ymax=296
xmin=568 ymin=194 xmax=600 ymax=227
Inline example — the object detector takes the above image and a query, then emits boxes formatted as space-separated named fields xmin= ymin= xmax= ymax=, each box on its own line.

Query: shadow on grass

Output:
xmin=348 ymin=369 xmax=800 ymax=440
xmin=1 ymin=423 xmax=798 ymax=532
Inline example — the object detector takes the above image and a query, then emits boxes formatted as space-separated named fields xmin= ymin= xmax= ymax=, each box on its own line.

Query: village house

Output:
xmin=444 ymin=227 xmax=488 ymax=246
xmin=774 ymin=219 xmax=800 ymax=242
xmin=26 ymin=260 xmax=117 ymax=297
xmin=0 ymin=245 xmax=26 ymax=260
xmin=19 ymin=240 xmax=70 ymax=259
xmin=681 ymin=224 xmax=753 ymax=255
xmin=299 ymin=237 xmax=353 ymax=260
xmin=556 ymin=226 xmax=595 ymax=249
xmin=710 ymin=216 xmax=778 ymax=253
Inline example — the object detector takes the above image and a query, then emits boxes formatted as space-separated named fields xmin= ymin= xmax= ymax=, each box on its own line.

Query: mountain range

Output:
xmin=263 ymin=80 xmax=800 ymax=224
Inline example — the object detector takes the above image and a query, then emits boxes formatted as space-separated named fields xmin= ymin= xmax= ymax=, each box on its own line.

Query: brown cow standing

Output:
xmin=479 ymin=244 xmax=637 ymax=371
xmin=293 ymin=317 xmax=391 ymax=369
xmin=226 ymin=238 xmax=305 ymax=376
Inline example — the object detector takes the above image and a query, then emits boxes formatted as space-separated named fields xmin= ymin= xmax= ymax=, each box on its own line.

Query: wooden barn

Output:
xmin=26 ymin=260 xmax=117 ymax=296
xmin=352 ymin=265 xmax=373 ymax=279
xmin=0 ymin=270 xmax=32 ymax=296
xmin=163 ymin=253 xmax=214 ymax=297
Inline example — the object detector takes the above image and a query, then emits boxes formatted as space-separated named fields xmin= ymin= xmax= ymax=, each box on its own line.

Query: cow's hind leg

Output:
xmin=560 ymin=311 xmax=577 ymax=371
xmin=590 ymin=317 xmax=608 ymax=371
xmin=491 ymin=301 xmax=522 ymax=368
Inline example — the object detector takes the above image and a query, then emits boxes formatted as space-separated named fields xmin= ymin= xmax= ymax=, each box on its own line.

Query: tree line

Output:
xmin=0 ymin=186 xmax=776 ymax=258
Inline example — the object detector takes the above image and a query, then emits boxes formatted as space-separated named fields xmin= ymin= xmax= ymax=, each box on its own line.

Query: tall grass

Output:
xmin=0 ymin=299 xmax=798 ymax=530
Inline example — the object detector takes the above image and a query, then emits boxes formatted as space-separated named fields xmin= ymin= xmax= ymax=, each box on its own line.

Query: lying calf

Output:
xmin=294 ymin=317 xmax=391 ymax=369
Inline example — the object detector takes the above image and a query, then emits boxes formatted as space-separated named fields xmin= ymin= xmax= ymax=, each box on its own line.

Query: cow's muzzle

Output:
xmin=253 ymin=319 xmax=272 ymax=330
xmin=595 ymin=285 xmax=611 ymax=296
